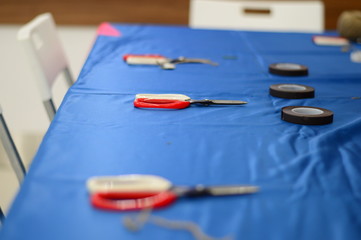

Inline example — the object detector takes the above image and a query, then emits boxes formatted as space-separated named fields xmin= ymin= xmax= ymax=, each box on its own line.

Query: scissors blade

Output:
xmin=207 ymin=185 xmax=259 ymax=196
xmin=190 ymin=99 xmax=248 ymax=105
xmin=170 ymin=57 xmax=218 ymax=66
xmin=179 ymin=185 xmax=259 ymax=197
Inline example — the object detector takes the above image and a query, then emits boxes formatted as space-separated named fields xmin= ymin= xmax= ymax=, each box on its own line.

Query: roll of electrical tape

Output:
xmin=282 ymin=106 xmax=333 ymax=125
xmin=270 ymin=84 xmax=315 ymax=99
xmin=269 ymin=63 xmax=308 ymax=76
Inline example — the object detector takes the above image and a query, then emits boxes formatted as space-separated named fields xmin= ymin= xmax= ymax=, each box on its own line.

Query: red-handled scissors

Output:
xmin=134 ymin=94 xmax=247 ymax=109
xmin=87 ymin=175 xmax=259 ymax=211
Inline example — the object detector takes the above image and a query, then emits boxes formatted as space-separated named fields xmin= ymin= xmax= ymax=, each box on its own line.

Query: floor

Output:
xmin=0 ymin=24 xmax=97 ymax=215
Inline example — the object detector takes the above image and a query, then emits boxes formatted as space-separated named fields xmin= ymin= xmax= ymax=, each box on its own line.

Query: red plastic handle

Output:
xmin=123 ymin=54 xmax=165 ymax=61
xmin=134 ymin=98 xmax=190 ymax=109
xmin=91 ymin=191 xmax=178 ymax=211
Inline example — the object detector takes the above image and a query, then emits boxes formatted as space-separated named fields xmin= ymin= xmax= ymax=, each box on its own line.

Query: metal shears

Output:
xmin=87 ymin=174 xmax=259 ymax=211
xmin=134 ymin=94 xmax=248 ymax=109
xmin=123 ymin=54 xmax=218 ymax=69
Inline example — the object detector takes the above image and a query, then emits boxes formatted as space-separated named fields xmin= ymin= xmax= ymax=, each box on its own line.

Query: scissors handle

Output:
xmin=123 ymin=54 xmax=165 ymax=60
xmin=87 ymin=174 xmax=172 ymax=194
xmin=123 ymin=54 xmax=168 ymax=65
xmin=134 ymin=98 xmax=190 ymax=109
xmin=136 ymin=94 xmax=190 ymax=101
xmin=91 ymin=191 xmax=177 ymax=211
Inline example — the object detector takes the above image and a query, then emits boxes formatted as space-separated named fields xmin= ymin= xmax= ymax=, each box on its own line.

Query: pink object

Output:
xmin=97 ymin=22 xmax=121 ymax=37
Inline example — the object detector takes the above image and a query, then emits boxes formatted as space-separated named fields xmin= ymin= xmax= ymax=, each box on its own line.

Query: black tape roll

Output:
xmin=282 ymin=106 xmax=333 ymax=125
xmin=270 ymin=84 xmax=315 ymax=99
xmin=269 ymin=63 xmax=308 ymax=76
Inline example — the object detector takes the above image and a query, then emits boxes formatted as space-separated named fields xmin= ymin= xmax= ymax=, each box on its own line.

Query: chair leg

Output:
xmin=0 ymin=114 xmax=26 ymax=183
xmin=0 ymin=206 xmax=5 ymax=224
xmin=43 ymin=99 xmax=56 ymax=121
xmin=64 ymin=67 xmax=74 ymax=87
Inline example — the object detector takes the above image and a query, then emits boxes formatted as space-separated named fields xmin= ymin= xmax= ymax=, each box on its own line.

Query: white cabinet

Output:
xmin=189 ymin=0 xmax=324 ymax=32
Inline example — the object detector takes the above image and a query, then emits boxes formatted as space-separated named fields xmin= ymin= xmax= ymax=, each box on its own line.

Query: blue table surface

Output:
xmin=1 ymin=24 xmax=361 ymax=240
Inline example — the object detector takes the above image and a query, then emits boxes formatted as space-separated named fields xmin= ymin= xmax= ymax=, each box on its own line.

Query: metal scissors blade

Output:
xmin=170 ymin=57 xmax=218 ymax=66
xmin=205 ymin=185 xmax=259 ymax=196
xmin=173 ymin=185 xmax=259 ymax=197
xmin=190 ymin=99 xmax=248 ymax=105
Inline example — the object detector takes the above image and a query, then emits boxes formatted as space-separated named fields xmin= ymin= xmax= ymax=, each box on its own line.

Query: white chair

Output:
xmin=0 ymin=105 xmax=26 ymax=183
xmin=17 ymin=13 xmax=74 ymax=121
xmin=189 ymin=0 xmax=324 ymax=33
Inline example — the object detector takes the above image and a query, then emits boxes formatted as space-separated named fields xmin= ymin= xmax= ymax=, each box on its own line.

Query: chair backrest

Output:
xmin=189 ymin=0 xmax=324 ymax=33
xmin=0 ymin=105 xmax=26 ymax=183
xmin=17 ymin=13 xmax=74 ymax=120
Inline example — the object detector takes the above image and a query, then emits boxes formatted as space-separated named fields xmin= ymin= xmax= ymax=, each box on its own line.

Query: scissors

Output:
xmin=87 ymin=174 xmax=259 ymax=211
xmin=123 ymin=54 xmax=218 ymax=69
xmin=134 ymin=94 xmax=248 ymax=109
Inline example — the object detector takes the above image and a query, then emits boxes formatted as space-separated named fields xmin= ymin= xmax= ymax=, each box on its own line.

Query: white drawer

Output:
xmin=189 ymin=0 xmax=324 ymax=32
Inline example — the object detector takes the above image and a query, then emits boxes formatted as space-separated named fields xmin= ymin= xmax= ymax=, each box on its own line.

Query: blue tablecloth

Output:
xmin=1 ymin=24 xmax=361 ymax=240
